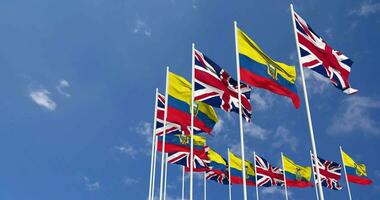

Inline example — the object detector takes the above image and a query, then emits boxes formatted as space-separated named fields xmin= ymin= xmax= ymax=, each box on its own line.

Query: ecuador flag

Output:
xmin=282 ymin=154 xmax=312 ymax=188
xmin=168 ymin=72 xmax=218 ymax=135
xmin=236 ymin=27 xmax=300 ymax=108
xmin=342 ymin=150 xmax=373 ymax=185
xmin=229 ymin=151 xmax=255 ymax=186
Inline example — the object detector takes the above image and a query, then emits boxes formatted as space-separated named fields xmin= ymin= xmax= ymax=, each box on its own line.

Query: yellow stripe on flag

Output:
xmin=229 ymin=151 xmax=255 ymax=176
xmin=342 ymin=150 xmax=368 ymax=176
xmin=282 ymin=154 xmax=311 ymax=181
xmin=168 ymin=72 xmax=218 ymax=123
xmin=208 ymin=148 xmax=226 ymax=165
xmin=237 ymin=28 xmax=296 ymax=84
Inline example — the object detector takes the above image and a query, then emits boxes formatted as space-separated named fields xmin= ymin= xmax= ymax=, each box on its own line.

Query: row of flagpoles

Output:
xmin=147 ymin=4 xmax=371 ymax=200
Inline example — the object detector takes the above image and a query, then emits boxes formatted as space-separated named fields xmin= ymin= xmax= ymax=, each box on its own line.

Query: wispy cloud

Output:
xmin=244 ymin=122 xmax=270 ymax=140
xmin=83 ymin=176 xmax=100 ymax=191
xmin=56 ymin=79 xmax=71 ymax=97
xmin=132 ymin=19 xmax=152 ymax=37
xmin=213 ymin=118 xmax=224 ymax=135
xmin=349 ymin=1 xmax=380 ymax=16
xmin=261 ymin=187 xmax=292 ymax=198
xmin=328 ymin=96 xmax=380 ymax=136
xmin=136 ymin=121 xmax=153 ymax=143
xmin=272 ymin=126 xmax=298 ymax=152
xmin=302 ymin=69 xmax=331 ymax=94
xmin=123 ymin=176 xmax=140 ymax=185
xmin=115 ymin=144 xmax=137 ymax=158
xmin=29 ymin=89 xmax=57 ymax=111
xmin=250 ymin=91 xmax=275 ymax=111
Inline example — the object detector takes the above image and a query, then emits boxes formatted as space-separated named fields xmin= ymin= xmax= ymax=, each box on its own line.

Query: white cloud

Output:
xmin=213 ymin=118 xmax=224 ymax=135
xmin=29 ymin=89 xmax=57 ymax=111
xmin=123 ymin=176 xmax=140 ymax=185
xmin=261 ymin=187 xmax=292 ymax=198
xmin=272 ymin=126 xmax=298 ymax=152
xmin=115 ymin=144 xmax=137 ymax=158
xmin=83 ymin=176 xmax=100 ymax=191
xmin=350 ymin=1 xmax=380 ymax=16
xmin=132 ymin=19 xmax=152 ymax=37
xmin=56 ymin=79 xmax=71 ymax=97
xmin=302 ymin=69 xmax=331 ymax=94
xmin=250 ymin=91 xmax=275 ymax=111
xmin=136 ymin=121 xmax=153 ymax=143
xmin=328 ymin=96 xmax=380 ymax=135
xmin=244 ymin=122 xmax=270 ymax=140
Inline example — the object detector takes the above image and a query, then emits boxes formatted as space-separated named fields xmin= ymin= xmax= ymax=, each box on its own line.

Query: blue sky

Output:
xmin=1 ymin=0 xmax=380 ymax=199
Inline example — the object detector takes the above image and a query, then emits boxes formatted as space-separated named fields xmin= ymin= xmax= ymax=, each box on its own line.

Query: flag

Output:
xmin=194 ymin=49 xmax=253 ymax=122
xmin=293 ymin=10 xmax=358 ymax=94
xmin=312 ymin=154 xmax=343 ymax=190
xmin=155 ymin=92 xmax=182 ymax=136
xmin=342 ymin=150 xmax=373 ymax=185
xmin=205 ymin=148 xmax=230 ymax=185
xmin=282 ymin=154 xmax=312 ymax=187
xmin=168 ymin=72 xmax=219 ymax=135
xmin=255 ymin=154 xmax=284 ymax=187
xmin=237 ymin=27 xmax=300 ymax=108
xmin=229 ymin=151 xmax=255 ymax=186
xmin=157 ymin=134 xmax=210 ymax=170
xmin=157 ymin=134 xmax=206 ymax=153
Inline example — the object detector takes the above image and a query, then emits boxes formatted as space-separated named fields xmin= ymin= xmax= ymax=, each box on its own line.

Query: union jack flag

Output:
xmin=311 ymin=154 xmax=343 ymax=190
xmin=155 ymin=92 xmax=182 ymax=136
xmin=206 ymin=170 xmax=229 ymax=185
xmin=293 ymin=10 xmax=358 ymax=94
xmin=194 ymin=49 xmax=252 ymax=122
xmin=167 ymin=147 xmax=210 ymax=170
xmin=255 ymin=154 xmax=284 ymax=187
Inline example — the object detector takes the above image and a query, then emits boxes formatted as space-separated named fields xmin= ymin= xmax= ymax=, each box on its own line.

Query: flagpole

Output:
xmin=152 ymin=134 xmax=158 ymax=200
xmin=159 ymin=66 xmax=170 ymax=200
xmin=182 ymin=166 xmax=185 ymax=200
xmin=190 ymin=43 xmax=195 ymax=200
xmin=164 ymin=153 xmax=168 ymax=200
xmin=290 ymin=4 xmax=324 ymax=200
xmin=148 ymin=89 xmax=159 ymax=200
xmin=340 ymin=146 xmax=353 ymax=200
xmin=281 ymin=152 xmax=289 ymax=200
xmin=204 ymin=172 xmax=207 ymax=200
xmin=233 ymin=20 xmax=248 ymax=200
xmin=228 ymin=148 xmax=232 ymax=200
xmin=310 ymin=150 xmax=320 ymax=200
xmin=253 ymin=152 xmax=259 ymax=200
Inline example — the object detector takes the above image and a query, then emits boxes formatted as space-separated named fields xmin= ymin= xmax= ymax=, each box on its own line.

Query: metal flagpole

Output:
xmin=310 ymin=150 xmax=320 ymax=200
xmin=233 ymin=20 xmax=248 ymax=200
xmin=290 ymin=4 xmax=324 ymax=200
xmin=204 ymin=172 xmax=207 ymax=200
xmin=148 ymin=89 xmax=159 ymax=200
xmin=164 ymin=153 xmax=168 ymax=200
xmin=159 ymin=67 xmax=170 ymax=200
xmin=190 ymin=43 xmax=195 ymax=200
xmin=281 ymin=152 xmax=289 ymax=200
xmin=253 ymin=152 xmax=259 ymax=200
xmin=228 ymin=148 xmax=232 ymax=200
xmin=340 ymin=146 xmax=353 ymax=200
xmin=151 ymin=134 xmax=158 ymax=200
xmin=182 ymin=166 xmax=185 ymax=200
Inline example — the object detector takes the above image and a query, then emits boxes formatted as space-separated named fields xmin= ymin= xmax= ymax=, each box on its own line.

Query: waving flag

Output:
xmin=157 ymin=134 xmax=206 ymax=153
xmin=293 ymin=10 xmax=358 ymax=94
xmin=255 ymin=154 xmax=284 ymax=187
xmin=342 ymin=150 xmax=373 ymax=185
xmin=155 ymin=92 xmax=182 ymax=136
xmin=206 ymin=170 xmax=229 ymax=185
xmin=205 ymin=148 xmax=230 ymax=185
xmin=194 ymin=49 xmax=252 ymax=122
xmin=167 ymin=72 xmax=218 ymax=135
xmin=167 ymin=147 xmax=210 ymax=171
xmin=312 ymin=154 xmax=343 ymax=190
xmin=237 ymin=27 xmax=300 ymax=108
xmin=282 ymin=154 xmax=312 ymax=188
xmin=229 ymin=151 xmax=256 ymax=186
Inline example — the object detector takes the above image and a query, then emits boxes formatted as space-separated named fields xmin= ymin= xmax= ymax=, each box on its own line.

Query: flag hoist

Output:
xmin=233 ymin=21 xmax=249 ymax=200
xmin=290 ymin=4 xmax=325 ymax=200
xmin=159 ymin=67 xmax=170 ymax=200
